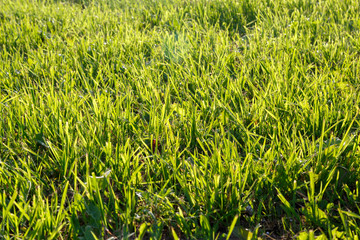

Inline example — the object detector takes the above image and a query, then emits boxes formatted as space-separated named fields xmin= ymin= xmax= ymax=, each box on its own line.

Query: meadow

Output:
xmin=1 ymin=0 xmax=360 ymax=238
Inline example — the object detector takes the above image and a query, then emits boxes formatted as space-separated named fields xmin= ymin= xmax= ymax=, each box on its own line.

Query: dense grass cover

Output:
xmin=1 ymin=0 xmax=360 ymax=238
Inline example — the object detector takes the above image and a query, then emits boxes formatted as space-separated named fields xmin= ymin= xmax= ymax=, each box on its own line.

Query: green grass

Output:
xmin=1 ymin=0 xmax=360 ymax=238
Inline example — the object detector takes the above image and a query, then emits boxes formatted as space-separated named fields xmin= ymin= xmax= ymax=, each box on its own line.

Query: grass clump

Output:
xmin=1 ymin=0 xmax=360 ymax=239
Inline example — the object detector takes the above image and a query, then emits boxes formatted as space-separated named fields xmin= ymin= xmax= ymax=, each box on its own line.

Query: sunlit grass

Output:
xmin=1 ymin=0 xmax=360 ymax=239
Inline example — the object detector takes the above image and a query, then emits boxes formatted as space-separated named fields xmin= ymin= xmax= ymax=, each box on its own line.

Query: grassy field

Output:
xmin=1 ymin=0 xmax=360 ymax=239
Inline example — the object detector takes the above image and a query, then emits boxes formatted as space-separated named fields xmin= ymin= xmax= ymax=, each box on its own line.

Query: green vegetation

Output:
xmin=1 ymin=0 xmax=360 ymax=238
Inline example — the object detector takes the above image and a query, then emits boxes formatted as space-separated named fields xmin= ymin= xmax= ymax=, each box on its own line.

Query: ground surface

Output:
xmin=1 ymin=0 xmax=360 ymax=239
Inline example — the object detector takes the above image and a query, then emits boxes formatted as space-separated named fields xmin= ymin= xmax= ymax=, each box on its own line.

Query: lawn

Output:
xmin=1 ymin=0 xmax=360 ymax=239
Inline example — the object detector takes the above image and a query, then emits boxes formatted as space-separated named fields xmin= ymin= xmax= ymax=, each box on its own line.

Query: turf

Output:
xmin=1 ymin=0 xmax=360 ymax=239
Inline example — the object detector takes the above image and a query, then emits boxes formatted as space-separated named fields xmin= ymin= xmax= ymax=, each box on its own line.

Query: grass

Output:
xmin=1 ymin=0 xmax=360 ymax=238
